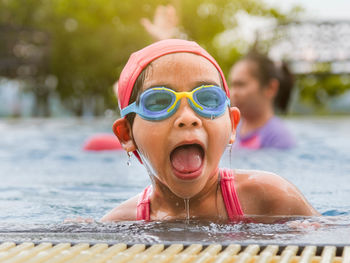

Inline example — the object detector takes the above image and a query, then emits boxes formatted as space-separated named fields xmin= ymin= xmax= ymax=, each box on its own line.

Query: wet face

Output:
xmin=228 ymin=60 xmax=267 ymax=119
xmin=131 ymin=53 xmax=234 ymax=199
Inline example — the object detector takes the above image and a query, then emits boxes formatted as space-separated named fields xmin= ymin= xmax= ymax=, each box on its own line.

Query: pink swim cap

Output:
xmin=117 ymin=39 xmax=229 ymax=111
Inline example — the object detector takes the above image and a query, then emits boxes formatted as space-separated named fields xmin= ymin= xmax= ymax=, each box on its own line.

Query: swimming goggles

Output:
xmin=121 ymin=85 xmax=230 ymax=121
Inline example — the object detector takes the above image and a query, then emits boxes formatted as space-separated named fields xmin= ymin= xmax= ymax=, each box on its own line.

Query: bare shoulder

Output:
xmin=233 ymin=169 xmax=319 ymax=216
xmin=234 ymin=169 xmax=282 ymax=183
xmin=234 ymin=169 xmax=289 ymax=191
xmin=100 ymin=195 xmax=139 ymax=222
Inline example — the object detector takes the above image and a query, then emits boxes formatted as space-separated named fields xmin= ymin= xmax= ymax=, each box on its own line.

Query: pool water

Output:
xmin=0 ymin=116 xmax=350 ymax=244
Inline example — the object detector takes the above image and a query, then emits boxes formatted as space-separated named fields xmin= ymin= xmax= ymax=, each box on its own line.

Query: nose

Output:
xmin=173 ymin=99 xmax=202 ymax=128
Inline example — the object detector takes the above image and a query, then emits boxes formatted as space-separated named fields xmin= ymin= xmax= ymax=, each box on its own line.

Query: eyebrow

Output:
xmin=193 ymin=80 xmax=221 ymax=87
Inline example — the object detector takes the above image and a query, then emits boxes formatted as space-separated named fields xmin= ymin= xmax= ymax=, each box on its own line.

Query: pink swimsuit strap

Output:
xmin=219 ymin=168 xmax=244 ymax=219
xmin=136 ymin=168 xmax=244 ymax=221
xmin=136 ymin=185 xmax=152 ymax=221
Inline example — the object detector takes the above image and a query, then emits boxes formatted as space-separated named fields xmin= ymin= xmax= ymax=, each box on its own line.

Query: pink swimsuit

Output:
xmin=136 ymin=168 xmax=244 ymax=221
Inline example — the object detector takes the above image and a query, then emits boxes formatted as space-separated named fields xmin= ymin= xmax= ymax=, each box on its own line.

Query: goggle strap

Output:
xmin=120 ymin=102 xmax=137 ymax=117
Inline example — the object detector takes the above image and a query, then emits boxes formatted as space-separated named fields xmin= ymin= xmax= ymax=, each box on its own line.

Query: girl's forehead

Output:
xmin=152 ymin=52 xmax=214 ymax=66
xmin=143 ymin=53 xmax=221 ymax=87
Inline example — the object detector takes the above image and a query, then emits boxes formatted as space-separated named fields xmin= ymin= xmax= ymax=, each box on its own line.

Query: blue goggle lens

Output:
xmin=195 ymin=88 xmax=222 ymax=109
xmin=144 ymin=91 xmax=173 ymax=112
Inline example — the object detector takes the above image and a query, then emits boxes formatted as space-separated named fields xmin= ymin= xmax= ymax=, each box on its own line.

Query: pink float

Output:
xmin=83 ymin=134 xmax=122 ymax=151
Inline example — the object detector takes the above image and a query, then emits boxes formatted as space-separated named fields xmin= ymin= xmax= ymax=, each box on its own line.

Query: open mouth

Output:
xmin=170 ymin=144 xmax=205 ymax=180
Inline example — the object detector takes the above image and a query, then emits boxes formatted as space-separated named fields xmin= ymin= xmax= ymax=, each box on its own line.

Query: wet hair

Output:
xmin=241 ymin=51 xmax=294 ymax=113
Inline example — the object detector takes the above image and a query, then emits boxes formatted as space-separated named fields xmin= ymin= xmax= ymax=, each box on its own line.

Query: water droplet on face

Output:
xmin=127 ymin=152 xmax=132 ymax=166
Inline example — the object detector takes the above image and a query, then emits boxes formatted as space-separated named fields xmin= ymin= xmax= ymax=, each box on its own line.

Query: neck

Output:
xmin=240 ymin=107 xmax=274 ymax=136
xmin=149 ymin=170 xmax=223 ymax=220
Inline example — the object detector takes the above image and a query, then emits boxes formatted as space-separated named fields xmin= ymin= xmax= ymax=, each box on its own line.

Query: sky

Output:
xmin=265 ymin=0 xmax=350 ymax=20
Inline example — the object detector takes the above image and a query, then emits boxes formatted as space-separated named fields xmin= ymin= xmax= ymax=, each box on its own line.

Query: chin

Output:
xmin=172 ymin=189 xmax=201 ymax=200
xmin=168 ymin=173 xmax=208 ymax=199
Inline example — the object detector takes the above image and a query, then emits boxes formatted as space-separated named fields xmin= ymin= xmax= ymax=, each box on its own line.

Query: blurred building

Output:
xmin=264 ymin=20 xmax=350 ymax=113
xmin=0 ymin=25 xmax=58 ymax=117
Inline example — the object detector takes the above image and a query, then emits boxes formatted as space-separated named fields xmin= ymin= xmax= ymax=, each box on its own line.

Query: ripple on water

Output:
xmin=0 ymin=217 xmax=349 ymax=245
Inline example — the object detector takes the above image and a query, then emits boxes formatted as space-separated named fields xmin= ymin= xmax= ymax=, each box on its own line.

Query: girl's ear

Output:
xmin=229 ymin=107 xmax=240 ymax=130
xmin=229 ymin=107 xmax=240 ymax=144
xmin=112 ymin=118 xmax=137 ymax=152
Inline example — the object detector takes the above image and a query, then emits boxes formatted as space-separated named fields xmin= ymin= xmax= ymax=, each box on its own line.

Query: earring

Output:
xmin=229 ymin=133 xmax=236 ymax=145
xmin=126 ymin=151 xmax=132 ymax=166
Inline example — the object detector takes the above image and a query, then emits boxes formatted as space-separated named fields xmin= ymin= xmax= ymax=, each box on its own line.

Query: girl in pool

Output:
xmin=102 ymin=39 xmax=319 ymax=222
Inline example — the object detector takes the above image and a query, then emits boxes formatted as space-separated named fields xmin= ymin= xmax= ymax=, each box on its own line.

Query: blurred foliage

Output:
xmin=177 ymin=0 xmax=300 ymax=74
xmin=297 ymin=74 xmax=350 ymax=110
xmin=3 ymin=0 xmax=347 ymax=116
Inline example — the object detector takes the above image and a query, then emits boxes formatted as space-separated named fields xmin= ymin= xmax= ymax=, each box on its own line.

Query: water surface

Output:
xmin=0 ymin=117 xmax=350 ymax=244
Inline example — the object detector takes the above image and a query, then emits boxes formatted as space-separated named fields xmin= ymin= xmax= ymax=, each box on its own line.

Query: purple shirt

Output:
xmin=236 ymin=117 xmax=295 ymax=149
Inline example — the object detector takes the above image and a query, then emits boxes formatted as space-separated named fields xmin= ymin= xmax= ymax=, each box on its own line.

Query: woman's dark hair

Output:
xmin=241 ymin=50 xmax=294 ymax=113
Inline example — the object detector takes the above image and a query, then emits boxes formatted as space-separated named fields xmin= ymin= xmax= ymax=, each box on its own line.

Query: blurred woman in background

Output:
xmin=228 ymin=51 xmax=295 ymax=149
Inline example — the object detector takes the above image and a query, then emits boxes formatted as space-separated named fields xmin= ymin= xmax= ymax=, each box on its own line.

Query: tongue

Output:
xmin=171 ymin=145 xmax=203 ymax=173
